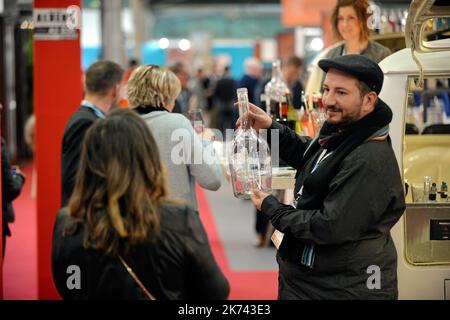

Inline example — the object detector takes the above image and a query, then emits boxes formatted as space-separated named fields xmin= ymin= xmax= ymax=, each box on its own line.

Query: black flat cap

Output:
xmin=318 ymin=54 xmax=384 ymax=94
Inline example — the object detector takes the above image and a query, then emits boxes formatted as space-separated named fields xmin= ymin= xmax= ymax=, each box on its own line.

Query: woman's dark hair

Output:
xmin=67 ymin=109 xmax=168 ymax=256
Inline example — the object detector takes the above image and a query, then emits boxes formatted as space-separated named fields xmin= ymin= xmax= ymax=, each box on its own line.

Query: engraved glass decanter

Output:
xmin=229 ymin=88 xmax=272 ymax=199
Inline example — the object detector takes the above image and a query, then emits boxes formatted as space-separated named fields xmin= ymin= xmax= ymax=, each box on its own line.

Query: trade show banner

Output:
xmin=33 ymin=0 xmax=82 ymax=299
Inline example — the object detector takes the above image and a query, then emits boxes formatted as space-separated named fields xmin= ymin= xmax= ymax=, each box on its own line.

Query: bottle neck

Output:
xmin=271 ymin=60 xmax=281 ymax=80
xmin=237 ymin=90 xmax=250 ymax=130
xmin=239 ymin=104 xmax=249 ymax=130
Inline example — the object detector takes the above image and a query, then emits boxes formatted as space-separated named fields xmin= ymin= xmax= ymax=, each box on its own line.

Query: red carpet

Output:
xmin=2 ymin=162 xmax=277 ymax=299
xmin=2 ymin=162 xmax=38 ymax=299
xmin=196 ymin=186 xmax=278 ymax=300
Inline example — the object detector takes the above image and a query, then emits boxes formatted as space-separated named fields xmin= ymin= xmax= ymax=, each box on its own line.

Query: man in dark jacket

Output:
xmin=248 ymin=55 xmax=405 ymax=299
xmin=237 ymin=57 xmax=262 ymax=105
xmin=2 ymin=138 xmax=25 ymax=257
xmin=61 ymin=61 xmax=123 ymax=206
xmin=213 ymin=66 xmax=236 ymax=134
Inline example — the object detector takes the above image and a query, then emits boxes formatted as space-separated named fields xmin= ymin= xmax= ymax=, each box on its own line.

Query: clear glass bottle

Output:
xmin=264 ymin=59 xmax=289 ymax=120
xmin=440 ymin=181 xmax=448 ymax=199
xmin=427 ymin=96 xmax=444 ymax=125
xmin=429 ymin=183 xmax=437 ymax=201
xmin=229 ymin=88 xmax=272 ymax=199
xmin=424 ymin=176 xmax=432 ymax=201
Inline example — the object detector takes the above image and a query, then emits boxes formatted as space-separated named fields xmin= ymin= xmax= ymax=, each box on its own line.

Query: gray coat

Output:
xmin=141 ymin=111 xmax=222 ymax=211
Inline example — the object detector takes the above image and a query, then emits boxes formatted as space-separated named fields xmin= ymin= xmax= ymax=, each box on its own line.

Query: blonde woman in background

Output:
xmin=127 ymin=65 xmax=222 ymax=213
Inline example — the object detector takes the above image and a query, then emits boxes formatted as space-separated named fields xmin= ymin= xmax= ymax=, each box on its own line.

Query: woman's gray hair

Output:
xmin=127 ymin=65 xmax=181 ymax=108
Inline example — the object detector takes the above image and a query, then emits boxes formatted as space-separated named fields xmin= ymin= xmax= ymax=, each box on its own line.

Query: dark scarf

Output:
xmin=296 ymin=99 xmax=393 ymax=210
xmin=133 ymin=105 xmax=168 ymax=115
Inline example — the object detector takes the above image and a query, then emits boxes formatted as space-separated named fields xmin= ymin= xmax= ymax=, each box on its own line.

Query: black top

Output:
xmin=1 ymin=138 xmax=25 ymax=229
xmin=61 ymin=106 xmax=100 ymax=206
xmin=213 ymin=75 xmax=236 ymax=102
xmin=51 ymin=203 xmax=230 ymax=300
xmin=261 ymin=103 xmax=405 ymax=299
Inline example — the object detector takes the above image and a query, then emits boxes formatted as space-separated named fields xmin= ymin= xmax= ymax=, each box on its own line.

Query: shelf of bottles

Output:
xmin=404 ymin=76 xmax=450 ymax=206
xmin=261 ymin=59 xmax=326 ymax=139
xmin=371 ymin=4 xmax=450 ymax=37
xmin=409 ymin=176 xmax=449 ymax=204
xmin=423 ymin=18 xmax=450 ymax=42
xmin=406 ymin=77 xmax=450 ymax=134
xmin=368 ymin=3 xmax=410 ymax=52
xmin=371 ymin=5 xmax=409 ymax=36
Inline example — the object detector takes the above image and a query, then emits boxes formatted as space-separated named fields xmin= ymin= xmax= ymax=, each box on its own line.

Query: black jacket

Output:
xmin=262 ymin=121 xmax=405 ymax=299
xmin=61 ymin=106 xmax=99 ymax=206
xmin=2 ymin=138 xmax=25 ymax=235
xmin=51 ymin=203 xmax=230 ymax=300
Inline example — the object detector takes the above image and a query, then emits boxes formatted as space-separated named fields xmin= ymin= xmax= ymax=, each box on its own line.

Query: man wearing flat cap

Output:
xmin=246 ymin=54 xmax=405 ymax=299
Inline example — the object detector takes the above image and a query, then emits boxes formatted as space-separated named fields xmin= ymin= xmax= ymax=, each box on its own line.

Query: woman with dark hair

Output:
xmin=327 ymin=0 xmax=391 ymax=61
xmin=51 ymin=109 xmax=229 ymax=300
xmin=306 ymin=0 xmax=391 ymax=95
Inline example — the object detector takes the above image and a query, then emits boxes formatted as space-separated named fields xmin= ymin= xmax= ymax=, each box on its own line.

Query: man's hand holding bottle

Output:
xmin=235 ymin=102 xmax=272 ymax=132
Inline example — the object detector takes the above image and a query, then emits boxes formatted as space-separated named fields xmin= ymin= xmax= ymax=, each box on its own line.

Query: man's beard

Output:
xmin=325 ymin=107 xmax=362 ymax=128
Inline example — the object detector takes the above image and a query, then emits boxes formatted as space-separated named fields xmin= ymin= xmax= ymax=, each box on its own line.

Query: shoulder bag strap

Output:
xmin=118 ymin=255 xmax=156 ymax=300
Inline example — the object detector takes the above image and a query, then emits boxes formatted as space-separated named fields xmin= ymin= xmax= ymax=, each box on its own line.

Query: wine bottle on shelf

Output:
xmin=388 ymin=9 xmax=397 ymax=33
xmin=264 ymin=59 xmax=289 ymax=121
xmin=260 ymin=93 xmax=268 ymax=114
xmin=299 ymin=92 xmax=315 ymax=138
xmin=381 ymin=10 xmax=389 ymax=34
xmin=429 ymin=183 xmax=437 ymax=201
xmin=229 ymin=88 xmax=272 ymax=200
xmin=401 ymin=10 xmax=408 ymax=33
xmin=310 ymin=93 xmax=324 ymax=135
xmin=280 ymin=95 xmax=288 ymax=122
xmin=440 ymin=181 xmax=448 ymax=199
xmin=286 ymin=92 xmax=297 ymax=131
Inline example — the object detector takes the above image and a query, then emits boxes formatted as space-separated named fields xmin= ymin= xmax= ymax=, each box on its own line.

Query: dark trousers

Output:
xmin=2 ymin=221 xmax=10 ymax=258
xmin=255 ymin=209 xmax=269 ymax=236
xmin=218 ymin=100 xmax=237 ymax=134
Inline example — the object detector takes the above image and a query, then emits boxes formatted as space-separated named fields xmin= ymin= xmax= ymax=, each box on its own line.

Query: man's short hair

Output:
xmin=358 ymin=80 xmax=372 ymax=99
xmin=244 ymin=57 xmax=262 ymax=74
xmin=169 ymin=61 xmax=187 ymax=75
xmin=84 ymin=61 xmax=124 ymax=96
xmin=283 ymin=56 xmax=303 ymax=69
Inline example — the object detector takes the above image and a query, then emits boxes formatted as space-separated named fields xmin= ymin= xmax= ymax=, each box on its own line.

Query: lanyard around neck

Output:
xmin=294 ymin=149 xmax=333 ymax=204
xmin=311 ymin=149 xmax=332 ymax=174
xmin=82 ymin=100 xmax=105 ymax=119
